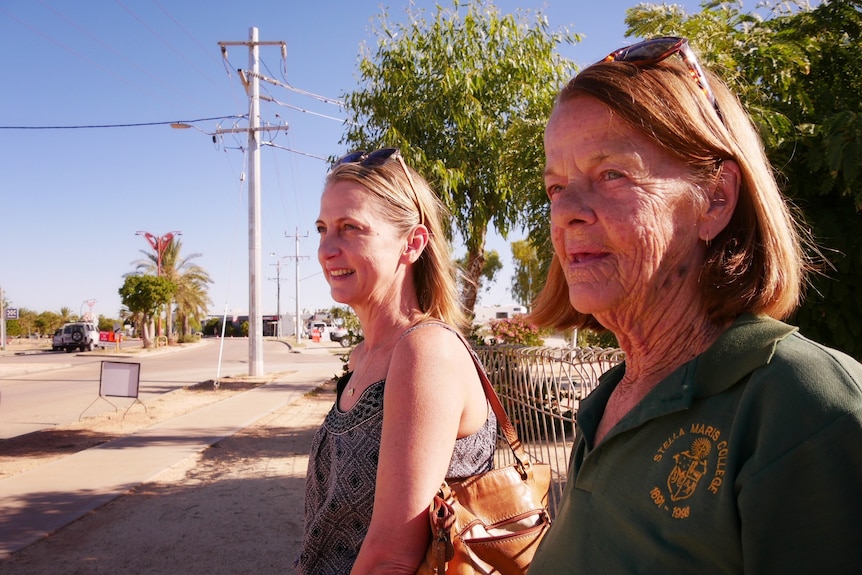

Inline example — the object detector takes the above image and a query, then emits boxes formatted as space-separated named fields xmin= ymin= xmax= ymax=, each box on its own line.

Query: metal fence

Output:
xmin=475 ymin=344 xmax=625 ymax=516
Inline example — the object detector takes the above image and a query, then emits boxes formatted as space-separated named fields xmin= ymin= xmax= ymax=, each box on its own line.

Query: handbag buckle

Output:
xmin=516 ymin=459 xmax=532 ymax=480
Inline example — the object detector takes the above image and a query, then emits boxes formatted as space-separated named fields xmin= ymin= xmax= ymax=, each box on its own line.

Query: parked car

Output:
xmin=329 ymin=326 xmax=351 ymax=347
xmin=51 ymin=328 xmax=64 ymax=351
xmin=53 ymin=322 xmax=100 ymax=352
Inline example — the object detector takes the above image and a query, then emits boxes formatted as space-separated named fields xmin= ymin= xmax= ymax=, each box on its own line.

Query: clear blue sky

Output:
xmin=0 ymin=0 xmax=707 ymax=322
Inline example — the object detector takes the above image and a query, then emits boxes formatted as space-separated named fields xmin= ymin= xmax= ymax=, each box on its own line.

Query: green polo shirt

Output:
xmin=530 ymin=314 xmax=862 ymax=574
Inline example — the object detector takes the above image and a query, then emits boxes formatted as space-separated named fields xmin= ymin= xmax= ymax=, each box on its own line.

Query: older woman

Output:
xmin=529 ymin=37 xmax=862 ymax=573
xmin=295 ymin=148 xmax=495 ymax=574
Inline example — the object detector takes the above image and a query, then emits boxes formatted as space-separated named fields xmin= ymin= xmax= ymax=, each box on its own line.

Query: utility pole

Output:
xmin=269 ymin=256 xmax=288 ymax=338
xmin=284 ymin=228 xmax=309 ymax=341
xmin=218 ymin=28 xmax=287 ymax=376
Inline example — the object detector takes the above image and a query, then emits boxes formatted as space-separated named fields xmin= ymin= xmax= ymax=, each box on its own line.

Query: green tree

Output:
xmin=622 ymin=0 xmax=862 ymax=358
xmin=173 ymin=272 xmax=211 ymax=338
xmin=118 ymin=275 xmax=174 ymax=348
xmin=132 ymin=238 xmax=212 ymax=340
xmin=341 ymin=0 xmax=576 ymax=314
xmin=329 ymin=305 xmax=364 ymax=346
xmin=510 ymin=239 xmax=544 ymax=307
xmin=5 ymin=321 xmax=20 ymax=337
xmin=8 ymin=308 xmax=37 ymax=337
xmin=97 ymin=315 xmax=115 ymax=332
xmin=456 ymin=249 xmax=503 ymax=298
xmin=35 ymin=311 xmax=61 ymax=336
xmin=58 ymin=307 xmax=73 ymax=325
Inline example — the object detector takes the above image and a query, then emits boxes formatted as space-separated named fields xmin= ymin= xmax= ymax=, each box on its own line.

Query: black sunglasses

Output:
xmin=335 ymin=147 xmax=400 ymax=167
xmin=604 ymin=36 xmax=723 ymax=123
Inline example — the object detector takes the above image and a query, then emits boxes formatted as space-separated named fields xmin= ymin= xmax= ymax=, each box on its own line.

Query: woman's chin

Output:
xmin=329 ymin=293 xmax=353 ymax=306
xmin=567 ymin=290 xmax=612 ymax=316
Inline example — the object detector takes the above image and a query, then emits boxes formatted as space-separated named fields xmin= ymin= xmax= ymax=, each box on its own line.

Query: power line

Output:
xmin=262 ymin=142 xmax=329 ymax=161
xmin=260 ymin=94 xmax=348 ymax=123
xmin=0 ymin=4 xmax=172 ymax=108
xmin=34 ymin=0 xmax=221 ymax=112
xmin=0 ymin=115 xmax=246 ymax=130
xmin=114 ymin=0 xmax=230 ymax=98
xmin=150 ymin=0 xmax=245 ymax=111
xmin=247 ymin=70 xmax=344 ymax=106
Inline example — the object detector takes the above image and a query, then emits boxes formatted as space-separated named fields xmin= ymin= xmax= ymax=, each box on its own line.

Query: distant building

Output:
xmin=472 ymin=304 xmax=528 ymax=326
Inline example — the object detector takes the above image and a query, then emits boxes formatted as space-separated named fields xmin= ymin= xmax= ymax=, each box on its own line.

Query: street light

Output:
xmin=136 ymin=230 xmax=181 ymax=338
xmin=171 ymin=122 xmax=219 ymax=144
xmin=80 ymin=299 xmax=97 ymax=323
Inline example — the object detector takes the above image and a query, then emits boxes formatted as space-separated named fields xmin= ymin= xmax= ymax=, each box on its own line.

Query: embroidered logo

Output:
xmin=649 ymin=422 xmax=727 ymax=519
xmin=667 ymin=437 xmax=711 ymax=501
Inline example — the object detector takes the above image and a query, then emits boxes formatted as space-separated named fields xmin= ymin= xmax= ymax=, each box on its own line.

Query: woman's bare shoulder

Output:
xmin=396 ymin=321 xmax=470 ymax=357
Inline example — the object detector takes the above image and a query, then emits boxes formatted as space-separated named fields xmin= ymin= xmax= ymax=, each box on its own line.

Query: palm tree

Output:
xmin=131 ymin=238 xmax=212 ymax=340
xmin=58 ymin=307 xmax=73 ymax=325
xmin=119 ymin=306 xmax=146 ymax=344
xmin=174 ymin=268 xmax=212 ymax=337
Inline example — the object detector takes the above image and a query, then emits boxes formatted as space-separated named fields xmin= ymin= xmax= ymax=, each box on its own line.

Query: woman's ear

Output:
xmin=699 ymin=160 xmax=740 ymax=242
xmin=403 ymin=224 xmax=429 ymax=263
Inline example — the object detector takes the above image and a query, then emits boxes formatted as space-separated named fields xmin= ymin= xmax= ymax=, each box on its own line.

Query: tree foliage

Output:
xmin=132 ymin=238 xmax=212 ymax=339
xmin=2 ymin=306 xmax=121 ymax=340
xmin=619 ymin=0 xmax=862 ymax=358
xmin=329 ymin=305 xmax=364 ymax=346
xmin=456 ymin=249 xmax=503 ymax=295
xmin=341 ymin=0 xmax=576 ymax=314
xmin=515 ymin=1 xmax=861 ymax=357
xmin=118 ymin=274 xmax=174 ymax=347
xmin=509 ymin=239 xmax=544 ymax=307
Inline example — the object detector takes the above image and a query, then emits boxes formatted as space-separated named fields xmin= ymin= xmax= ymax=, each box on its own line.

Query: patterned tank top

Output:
xmin=294 ymin=324 xmax=496 ymax=575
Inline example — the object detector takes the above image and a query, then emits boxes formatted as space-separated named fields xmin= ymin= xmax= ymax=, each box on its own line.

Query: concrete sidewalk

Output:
xmin=0 ymin=357 xmax=339 ymax=559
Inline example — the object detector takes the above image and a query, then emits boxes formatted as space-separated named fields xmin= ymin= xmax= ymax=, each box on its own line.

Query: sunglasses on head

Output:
xmin=332 ymin=147 xmax=424 ymax=222
xmin=334 ymin=147 xmax=401 ymax=167
xmin=604 ymin=36 xmax=723 ymax=123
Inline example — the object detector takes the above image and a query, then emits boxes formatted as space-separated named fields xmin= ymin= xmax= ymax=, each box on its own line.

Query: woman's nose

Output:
xmin=550 ymin=184 xmax=594 ymax=228
xmin=317 ymin=233 xmax=338 ymax=261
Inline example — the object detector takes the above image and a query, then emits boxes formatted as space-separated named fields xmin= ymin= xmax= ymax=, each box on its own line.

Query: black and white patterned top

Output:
xmin=294 ymin=367 xmax=497 ymax=575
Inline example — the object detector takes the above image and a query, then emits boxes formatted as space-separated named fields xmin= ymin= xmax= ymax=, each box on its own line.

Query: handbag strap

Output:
xmin=401 ymin=321 xmax=533 ymax=473
xmin=451 ymin=331 xmax=532 ymax=474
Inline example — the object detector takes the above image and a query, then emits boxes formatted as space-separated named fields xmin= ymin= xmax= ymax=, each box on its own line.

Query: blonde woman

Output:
xmin=295 ymin=148 xmax=495 ymax=574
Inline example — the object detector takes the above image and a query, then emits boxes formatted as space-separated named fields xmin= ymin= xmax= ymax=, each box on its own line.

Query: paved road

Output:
xmin=0 ymin=338 xmax=346 ymax=439
xmin=0 ymin=345 xmax=342 ymax=559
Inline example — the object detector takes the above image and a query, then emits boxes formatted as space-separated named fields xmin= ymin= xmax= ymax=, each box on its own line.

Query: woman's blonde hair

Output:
xmin=531 ymin=56 xmax=815 ymax=331
xmin=326 ymin=152 xmax=469 ymax=331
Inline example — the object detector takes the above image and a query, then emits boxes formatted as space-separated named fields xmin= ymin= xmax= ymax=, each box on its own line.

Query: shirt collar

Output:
xmin=576 ymin=314 xmax=797 ymax=445
xmin=691 ymin=313 xmax=797 ymax=397
xmin=582 ymin=313 xmax=798 ymax=415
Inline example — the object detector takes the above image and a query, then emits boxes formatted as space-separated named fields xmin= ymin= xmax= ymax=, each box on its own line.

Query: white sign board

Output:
xmin=99 ymin=361 xmax=141 ymax=398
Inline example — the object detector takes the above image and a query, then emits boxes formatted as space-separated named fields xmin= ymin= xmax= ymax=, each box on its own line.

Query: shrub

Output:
xmin=488 ymin=316 xmax=544 ymax=346
xmin=577 ymin=328 xmax=619 ymax=348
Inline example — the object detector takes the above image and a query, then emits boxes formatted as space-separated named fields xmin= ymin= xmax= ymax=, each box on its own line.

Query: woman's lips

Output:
xmin=568 ymin=250 xmax=607 ymax=264
xmin=328 ymin=268 xmax=354 ymax=278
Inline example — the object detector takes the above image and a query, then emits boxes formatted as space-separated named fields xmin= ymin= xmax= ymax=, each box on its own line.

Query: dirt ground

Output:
xmin=0 ymin=377 xmax=336 ymax=574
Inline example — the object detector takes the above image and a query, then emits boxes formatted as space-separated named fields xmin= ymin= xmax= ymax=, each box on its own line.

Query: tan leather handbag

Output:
xmin=416 ymin=335 xmax=552 ymax=575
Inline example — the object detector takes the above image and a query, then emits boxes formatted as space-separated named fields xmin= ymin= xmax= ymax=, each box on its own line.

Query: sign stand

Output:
xmin=80 ymin=361 xmax=146 ymax=420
